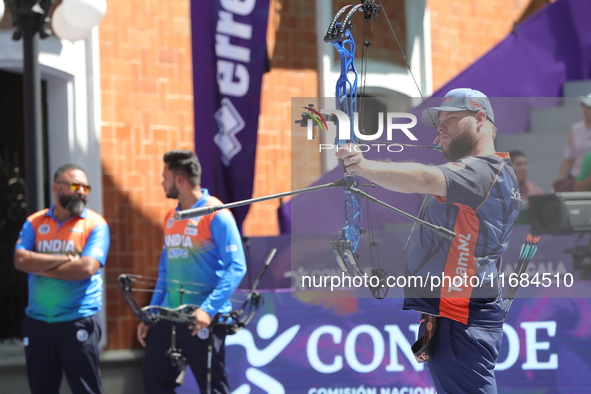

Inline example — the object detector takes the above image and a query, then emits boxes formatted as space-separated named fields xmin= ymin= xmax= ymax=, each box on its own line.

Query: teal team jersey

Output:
xmin=15 ymin=206 xmax=110 ymax=323
xmin=150 ymin=189 xmax=247 ymax=317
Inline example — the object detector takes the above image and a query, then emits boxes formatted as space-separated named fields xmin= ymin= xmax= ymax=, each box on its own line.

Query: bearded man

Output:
xmin=14 ymin=164 xmax=110 ymax=394
xmin=337 ymin=88 xmax=520 ymax=393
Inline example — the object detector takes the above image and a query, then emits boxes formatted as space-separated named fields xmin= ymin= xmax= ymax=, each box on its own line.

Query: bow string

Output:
xmin=322 ymin=1 xmax=389 ymax=299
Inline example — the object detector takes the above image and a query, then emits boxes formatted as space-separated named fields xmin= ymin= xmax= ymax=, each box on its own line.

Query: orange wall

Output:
xmin=99 ymin=0 xmax=194 ymax=350
xmin=428 ymin=0 xmax=552 ymax=91
xmin=243 ymin=0 xmax=321 ymax=236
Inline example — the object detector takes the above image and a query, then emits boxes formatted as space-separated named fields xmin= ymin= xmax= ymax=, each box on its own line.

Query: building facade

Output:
xmin=0 ymin=0 xmax=551 ymax=387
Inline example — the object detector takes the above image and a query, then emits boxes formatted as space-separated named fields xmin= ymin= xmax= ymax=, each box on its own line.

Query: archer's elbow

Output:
xmin=415 ymin=168 xmax=447 ymax=197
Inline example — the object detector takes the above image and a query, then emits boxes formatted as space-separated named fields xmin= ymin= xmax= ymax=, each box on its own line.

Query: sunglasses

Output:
xmin=56 ymin=181 xmax=92 ymax=193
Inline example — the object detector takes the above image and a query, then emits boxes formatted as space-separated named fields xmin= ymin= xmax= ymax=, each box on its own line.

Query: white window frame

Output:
xmin=0 ymin=27 xmax=106 ymax=351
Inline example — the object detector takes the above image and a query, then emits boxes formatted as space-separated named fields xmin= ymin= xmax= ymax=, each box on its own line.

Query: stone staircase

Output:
xmin=496 ymin=80 xmax=591 ymax=193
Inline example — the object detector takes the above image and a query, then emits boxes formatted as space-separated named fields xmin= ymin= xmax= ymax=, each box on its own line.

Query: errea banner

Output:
xmin=178 ymin=294 xmax=590 ymax=393
xmin=190 ymin=0 xmax=270 ymax=229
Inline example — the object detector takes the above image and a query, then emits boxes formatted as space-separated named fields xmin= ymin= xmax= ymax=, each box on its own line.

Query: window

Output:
xmin=0 ymin=70 xmax=50 ymax=341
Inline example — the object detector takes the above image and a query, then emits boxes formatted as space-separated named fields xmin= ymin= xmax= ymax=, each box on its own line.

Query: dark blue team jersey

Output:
xmin=404 ymin=152 xmax=520 ymax=325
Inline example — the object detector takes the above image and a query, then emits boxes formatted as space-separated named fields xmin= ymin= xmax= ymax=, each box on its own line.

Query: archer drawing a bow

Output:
xmin=176 ymin=1 xmax=455 ymax=299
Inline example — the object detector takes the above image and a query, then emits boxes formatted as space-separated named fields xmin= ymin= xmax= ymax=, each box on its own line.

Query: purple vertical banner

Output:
xmin=190 ymin=0 xmax=270 ymax=230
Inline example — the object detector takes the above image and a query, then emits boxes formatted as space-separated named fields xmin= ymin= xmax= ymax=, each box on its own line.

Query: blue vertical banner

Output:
xmin=190 ymin=0 xmax=270 ymax=229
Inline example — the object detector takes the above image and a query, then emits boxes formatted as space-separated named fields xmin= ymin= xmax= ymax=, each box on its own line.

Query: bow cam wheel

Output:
xmin=369 ymin=268 xmax=389 ymax=299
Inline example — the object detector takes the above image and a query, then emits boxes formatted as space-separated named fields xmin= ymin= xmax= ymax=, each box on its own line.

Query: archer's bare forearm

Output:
xmin=359 ymin=160 xmax=447 ymax=196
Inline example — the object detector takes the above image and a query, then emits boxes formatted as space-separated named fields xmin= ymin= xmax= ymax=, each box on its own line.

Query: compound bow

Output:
xmin=324 ymin=1 xmax=386 ymax=298
xmin=117 ymin=248 xmax=276 ymax=390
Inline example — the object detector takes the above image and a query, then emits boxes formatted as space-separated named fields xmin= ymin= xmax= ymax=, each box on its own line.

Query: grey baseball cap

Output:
xmin=421 ymin=88 xmax=494 ymax=127
xmin=580 ymin=92 xmax=591 ymax=107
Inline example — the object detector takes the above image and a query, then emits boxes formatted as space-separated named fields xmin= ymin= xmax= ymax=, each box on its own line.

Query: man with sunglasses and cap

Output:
xmin=14 ymin=164 xmax=110 ymax=394
xmin=337 ymin=88 xmax=520 ymax=393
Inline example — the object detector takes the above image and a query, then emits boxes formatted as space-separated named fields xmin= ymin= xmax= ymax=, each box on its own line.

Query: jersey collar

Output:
xmin=46 ymin=205 xmax=88 ymax=222
xmin=175 ymin=188 xmax=211 ymax=211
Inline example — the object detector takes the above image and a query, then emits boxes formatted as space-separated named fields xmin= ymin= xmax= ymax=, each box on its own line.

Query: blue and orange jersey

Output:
xmin=15 ymin=206 xmax=110 ymax=323
xmin=149 ymin=189 xmax=247 ymax=317
xmin=404 ymin=153 xmax=520 ymax=325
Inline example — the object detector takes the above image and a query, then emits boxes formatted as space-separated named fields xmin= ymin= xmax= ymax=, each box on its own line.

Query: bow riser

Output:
xmin=333 ymin=31 xmax=358 ymax=141
xmin=326 ymin=5 xmax=373 ymax=284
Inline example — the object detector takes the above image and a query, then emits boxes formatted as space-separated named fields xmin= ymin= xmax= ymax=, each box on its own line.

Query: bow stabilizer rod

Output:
xmin=174 ymin=181 xmax=346 ymax=221
xmin=347 ymin=186 xmax=456 ymax=240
